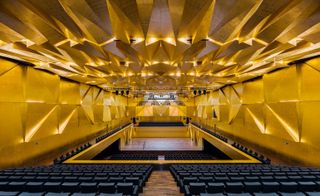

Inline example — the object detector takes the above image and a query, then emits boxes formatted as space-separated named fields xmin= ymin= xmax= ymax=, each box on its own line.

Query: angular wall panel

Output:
xmin=193 ymin=58 xmax=320 ymax=166
xmin=0 ymin=58 xmax=132 ymax=168
xmin=26 ymin=67 xmax=60 ymax=103
xmin=263 ymin=66 xmax=298 ymax=102
xmin=0 ymin=66 xmax=24 ymax=103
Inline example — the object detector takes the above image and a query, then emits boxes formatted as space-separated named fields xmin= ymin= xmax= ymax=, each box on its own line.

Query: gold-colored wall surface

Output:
xmin=193 ymin=58 xmax=320 ymax=166
xmin=0 ymin=58 xmax=131 ymax=168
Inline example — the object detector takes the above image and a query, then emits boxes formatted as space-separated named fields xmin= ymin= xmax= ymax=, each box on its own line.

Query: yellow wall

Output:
xmin=192 ymin=58 xmax=320 ymax=166
xmin=0 ymin=58 xmax=132 ymax=168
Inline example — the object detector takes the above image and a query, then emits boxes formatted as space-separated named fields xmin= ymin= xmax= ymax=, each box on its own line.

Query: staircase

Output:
xmin=141 ymin=171 xmax=182 ymax=196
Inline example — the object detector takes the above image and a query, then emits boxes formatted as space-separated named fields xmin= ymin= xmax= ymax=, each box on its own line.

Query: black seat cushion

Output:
xmin=116 ymin=182 xmax=133 ymax=194
xmin=207 ymin=182 xmax=225 ymax=193
xmin=98 ymin=183 xmax=116 ymax=193
xmin=189 ymin=182 xmax=206 ymax=194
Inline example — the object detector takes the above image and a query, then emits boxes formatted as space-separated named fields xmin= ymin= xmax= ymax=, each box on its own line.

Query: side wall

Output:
xmin=0 ymin=58 xmax=132 ymax=168
xmin=193 ymin=58 xmax=320 ymax=166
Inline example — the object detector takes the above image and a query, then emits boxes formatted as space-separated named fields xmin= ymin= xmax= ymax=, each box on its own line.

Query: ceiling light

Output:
xmin=206 ymin=37 xmax=223 ymax=46
xmin=99 ymin=37 xmax=116 ymax=46
xmin=178 ymin=37 xmax=192 ymax=45
xmin=146 ymin=37 xmax=158 ymax=45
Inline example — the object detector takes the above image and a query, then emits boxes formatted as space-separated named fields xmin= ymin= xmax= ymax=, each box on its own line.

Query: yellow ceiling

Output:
xmin=0 ymin=0 xmax=320 ymax=93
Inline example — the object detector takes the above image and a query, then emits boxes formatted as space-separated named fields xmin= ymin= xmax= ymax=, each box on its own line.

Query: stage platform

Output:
xmin=121 ymin=138 xmax=201 ymax=151
xmin=64 ymin=124 xmax=260 ymax=164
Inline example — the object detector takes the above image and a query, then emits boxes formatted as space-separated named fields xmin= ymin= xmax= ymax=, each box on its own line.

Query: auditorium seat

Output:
xmin=98 ymin=182 xmax=116 ymax=193
xmin=106 ymin=151 xmax=216 ymax=160
xmin=116 ymin=182 xmax=138 ymax=195
xmin=170 ymin=164 xmax=320 ymax=195
xmin=0 ymin=164 xmax=152 ymax=195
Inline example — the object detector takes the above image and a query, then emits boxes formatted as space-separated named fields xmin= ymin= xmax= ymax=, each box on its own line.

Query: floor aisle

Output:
xmin=141 ymin=171 xmax=183 ymax=196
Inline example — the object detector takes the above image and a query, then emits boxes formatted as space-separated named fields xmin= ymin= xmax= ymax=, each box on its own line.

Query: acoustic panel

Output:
xmin=0 ymin=58 xmax=132 ymax=168
xmin=192 ymin=57 xmax=320 ymax=166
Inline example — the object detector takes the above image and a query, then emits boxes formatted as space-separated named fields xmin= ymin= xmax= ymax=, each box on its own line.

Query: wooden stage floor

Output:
xmin=121 ymin=138 xmax=202 ymax=151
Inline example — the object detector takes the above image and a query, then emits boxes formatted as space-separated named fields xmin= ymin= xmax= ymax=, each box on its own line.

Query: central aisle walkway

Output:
xmin=141 ymin=171 xmax=183 ymax=196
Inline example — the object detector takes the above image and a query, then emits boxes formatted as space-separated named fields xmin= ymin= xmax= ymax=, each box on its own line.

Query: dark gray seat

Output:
xmin=227 ymin=193 xmax=251 ymax=196
xmin=278 ymin=193 xmax=306 ymax=196
xmin=61 ymin=182 xmax=80 ymax=192
xmin=80 ymin=182 xmax=97 ymax=193
xmin=0 ymin=192 xmax=19 ymax=196
xmin=108 ymin=177 xmax=123 ymax=183
xmin=97 ymin=194 xmax=123 ymax=196
xmin=280 ymin=182 xmax=298 ymax=192
xmin=183 ymin=177 xmax=198 ymax=185
xmin=125 ymin=177 xmax=140 ymax=185
xmin=25 ymin=182 xmax=44 ymax=192
xmin=207 ymin=182 xmax=224 ymax=193
xmin=262 ymin=182 xmax=280 ymax=192
xmin=70 ymin=193 xmax=96 ymax=196
xmin=44 ymin=193 xmax=69 ymax=196
xmin=199 ymin=176 xmax=214 ymax=183
xmin=43 ymin=182 xmax=61 ymax=192
xmin=116 ymin=183 xmax=137 ymax=195
xmin=189 ymin=182 xmax=206 ymax=194
xmin=98 ymin=183 xmax=116 ymax=193
xmin=18 ymin=193 xmax=44 ymax=196
xmin=298 ymin=181 xmax=317 ymax=191
xmin=225 ymin=182 xmax=243 ymax=193
xmin=244 ymin=181 xmax=262 ymax=192
xmin=200 ymin=194 xmax=225 ymax=196
xmin=305 ymin=192 xmax=320 ymax=196
xmin=0 ymin=182 xmax=9 ymax=191
xmin=253 ymin=193 xmax=279 ymax=196
xmin=7 ymin=182 xmax=26 ymax=191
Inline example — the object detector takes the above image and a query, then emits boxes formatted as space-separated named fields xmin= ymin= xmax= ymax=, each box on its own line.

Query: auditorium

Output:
xmin=0 ymin=0 xmax=320 ymax=195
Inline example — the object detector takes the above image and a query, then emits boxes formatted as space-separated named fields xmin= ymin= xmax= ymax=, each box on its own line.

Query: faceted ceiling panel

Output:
xmin=0 ymin=0 xmax=320 ymax=92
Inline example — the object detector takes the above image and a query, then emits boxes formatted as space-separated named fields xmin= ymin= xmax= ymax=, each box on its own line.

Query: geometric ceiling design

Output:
xmin=0 ymin=0 xmax=320 ymax=93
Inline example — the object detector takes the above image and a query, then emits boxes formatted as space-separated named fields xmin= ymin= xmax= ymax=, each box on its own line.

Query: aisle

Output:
xmin=141 ymin=170 xmax=183 ymax=196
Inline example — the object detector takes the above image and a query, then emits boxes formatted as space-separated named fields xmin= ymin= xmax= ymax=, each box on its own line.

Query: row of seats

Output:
xmin=108 ymin=153 xmax=158 ymax=160
xmin=170 ymin=164 xmax=320 ymax=196
xmin=200 ymin=193 xmax=320 ymax=196
xmin=232 ymin=142 xmax=271 ymax=164
xmin=96 ymin=123 xmax=131 ymax=143
xmin=107 ymin=151 xmax=215 ymax=160
xmin=0 ymin=164 xmax=152 ymax=196
xmin=53 ymin=143 xmax=92 ymax=164
xmin=192 ymin=123 xmax=228 ymax=143
xmin=0 ymin=192 xmax=122 ymax=196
